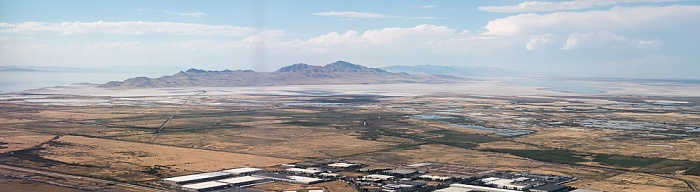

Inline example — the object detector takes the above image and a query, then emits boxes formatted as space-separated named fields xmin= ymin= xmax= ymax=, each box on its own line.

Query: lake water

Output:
xmin=0 ymin=71 xmax=169 ymax=93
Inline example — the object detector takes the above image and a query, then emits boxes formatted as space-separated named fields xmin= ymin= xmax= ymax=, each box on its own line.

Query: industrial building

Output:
xmin=419 ymin=174 xmax=451 ymax=181
xmin=217 ymin=176 xmax=266 ymax=186
xmin=383 ymin=181 xmax=427 ymax=190
xmin=222 ymin=167 xmax=263 ymax=176
xmin=435 ymin=183 xmax=521 ymax=192
xmin=363 ymin=174 xmax=394 ymax=181
xmin=327 ymin=162 xmax=362 ymax=169
xmin=384 ymin=169 xmax=418 ymax=177
xmin=482 ymin=177 xmax=532 ymax=191
xmin=286 ymin=167 xmax=323 ymax=175
xmin=319 ymin=173 xmax=339 ymax=178
xmin=162 ymin=171 xmax=233 ymax=186
xmin=253 ymin=173 xmax=325 ymax=185
xmin=180 ymin=181 xmax=230 ymax=192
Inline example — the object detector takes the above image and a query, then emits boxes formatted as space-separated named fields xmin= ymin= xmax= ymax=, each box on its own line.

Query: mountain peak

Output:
xmin=186 ymin=68 xmax=207 ymax=73
xmin=276 ymin=63 xmax=322 ymax=72
xmin=275 ymin=61 xmax=387 ymax=73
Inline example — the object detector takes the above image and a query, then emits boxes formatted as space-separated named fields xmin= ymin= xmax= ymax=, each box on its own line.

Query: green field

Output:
xmin=593 ymin=154 xmax=664 ymax=168
xmin=486 ymin=149 xmax=587 ymax=164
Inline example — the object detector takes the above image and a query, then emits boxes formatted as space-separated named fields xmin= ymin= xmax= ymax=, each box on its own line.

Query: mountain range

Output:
xmin=100 ymin=61 xmax=461 ymax=88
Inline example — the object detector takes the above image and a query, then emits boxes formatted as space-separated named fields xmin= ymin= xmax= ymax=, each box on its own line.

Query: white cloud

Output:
xmin=312 ymin=11 xmax=399 ymax=19
xmin=0 ymin=21 xmax=256 ymax=36
xmin=483 ymin=5 xmax=700 ymax=36
xmin=421 ymin=5 xmax=436 ymax=9
xmin=479 ymin=0 xmax=683 ymax=13
xmin=240 ymin=30 xmax=288 ymax=48
xmin=525 ymin=34 xmax=553 ymax=50
xmin=562 ymin=31 xmax=627 ymax=50
xmin=357 ymin=24 xmax=454 ymax=44
xmin=637 ymin=39 xmax=662 ymax=48
xmin=306 ymin=31 xmax=359 ymax=46
xmin=297 ymin=24 xmax=455 ymax=47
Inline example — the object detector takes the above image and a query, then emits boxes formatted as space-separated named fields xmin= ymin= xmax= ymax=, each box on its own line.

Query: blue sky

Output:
xmin=1 ymin=0 xmax=699 ymax=78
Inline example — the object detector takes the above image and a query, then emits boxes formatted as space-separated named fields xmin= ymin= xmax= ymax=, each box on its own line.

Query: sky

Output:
xmin=1 ymin=0 xmax=699 ymax=78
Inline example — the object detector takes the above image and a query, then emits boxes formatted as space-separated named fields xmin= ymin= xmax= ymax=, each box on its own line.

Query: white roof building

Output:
xmin=181 ymin=181 xmax=230 ymax=192
xmin=217 ymin=176 xmax=265 ymax=186
xmin=286 ymin=168 xmax=322 ymax=174
xmin=419 ymin=175 xmax=451 ymax=181
xmin=162 ymin=171 xmax=232 ymax=185
xmin=482 ymin=178 xmax=532 ymax=191
xmin=365 ymin=174 xmax=394 ymax=180
xmin=407 ymin=163 xmax=433 ymax=167
xmin=327 ymin=162 xmax=360 ymax=168
xmin=288 ymin=176 xmax=324 ymax=184
xmin=221 ymin=167 xmax=263 ymax=175
xmin=253 ymin=173 xmax=325 ymax=185
xmin=319 ymin=173 xmax=339 ymax=177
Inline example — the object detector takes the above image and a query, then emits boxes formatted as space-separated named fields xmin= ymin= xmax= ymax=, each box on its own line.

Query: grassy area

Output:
xmin=593 ymin=154 xmax=664 ymax=168
xmin=486 ymin=149 xmax=586 ymax=164
xmin=638 ymin=159 xmax=700 ymax=175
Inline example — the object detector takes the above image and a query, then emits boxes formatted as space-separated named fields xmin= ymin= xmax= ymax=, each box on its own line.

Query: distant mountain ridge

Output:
xmin=100 ymin=61 xmax=460 ymax=88
xmin=382 ymin=65 xmax=520 ymax=77
xmin=277 ymin=61 xmax=387 ymax=73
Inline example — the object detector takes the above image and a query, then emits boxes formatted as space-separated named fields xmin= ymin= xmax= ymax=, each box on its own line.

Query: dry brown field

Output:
xmin=1 ymin=89 xmax=699 ymax=191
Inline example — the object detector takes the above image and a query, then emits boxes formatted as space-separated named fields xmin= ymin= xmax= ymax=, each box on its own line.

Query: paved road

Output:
xmin=0 ymin=163 xmax=168 ymax=192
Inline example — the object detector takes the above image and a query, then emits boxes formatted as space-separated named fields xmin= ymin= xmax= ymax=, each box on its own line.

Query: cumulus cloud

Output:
xmin=306 ymin=31 xmax=359 ymax=46
xmin=294 ymin=24 xmax=456 ymax=47
xmin=359 ymin=24 xmax=454 ymax=44
xmin=562 ymin=31 xmax=627 ymax=50
xmin=525 ymin=34 xmax=553 ymax=50
xmin=0 ymin=21 xmax=256 ymax=36
xmin=482 ymin=5 xmax=700 ymax=36
xmin=478 ymin=0 xmax=684 ymax=13
xmin=312 ymin=11 xmax=399 ymax=19
xmin=240 ymin=30 xmax=288 ymax=48
xmin=637 ymin=39 xmax=662 ymax=48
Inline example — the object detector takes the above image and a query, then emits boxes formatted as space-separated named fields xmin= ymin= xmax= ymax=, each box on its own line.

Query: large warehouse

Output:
xmin=254 ymin=173 xmax=325 ymax=185
xmin=222 ymin=167 xmax=263 ymax=176
xmin=181 ymin=181 xmax=231 ymax=192
xmin=217 ymin=176 xmax=267 ymax=186
xmin=162 ymin=171 xmax=233 ymax=186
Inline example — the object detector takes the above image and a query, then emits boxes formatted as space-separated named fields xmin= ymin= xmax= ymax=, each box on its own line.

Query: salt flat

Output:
xmin=7 ymin=78 xmax=698 ymax=99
